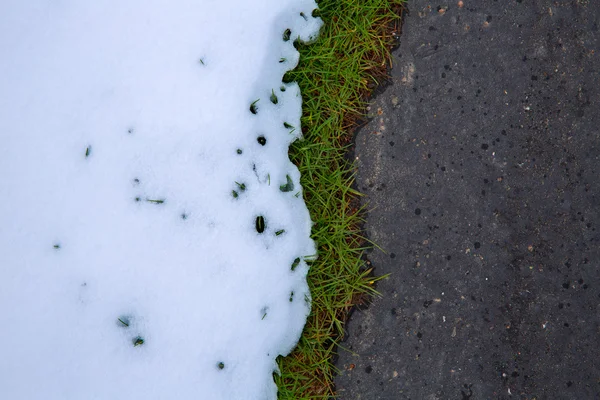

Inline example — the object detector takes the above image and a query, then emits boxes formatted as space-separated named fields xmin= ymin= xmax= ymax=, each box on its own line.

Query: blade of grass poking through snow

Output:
xmin=276 ymin=0 xmax=404 ymax=398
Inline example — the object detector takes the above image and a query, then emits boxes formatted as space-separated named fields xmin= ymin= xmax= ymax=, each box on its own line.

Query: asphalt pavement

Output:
xmin=335 ymin=1 xmax=600 ymax=399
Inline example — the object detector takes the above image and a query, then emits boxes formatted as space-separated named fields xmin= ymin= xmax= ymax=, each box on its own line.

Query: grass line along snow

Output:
xmin=0 ymin=1 xmax=324 ymax=399
xmin=275 ymin=0 xmax=404 ymax=398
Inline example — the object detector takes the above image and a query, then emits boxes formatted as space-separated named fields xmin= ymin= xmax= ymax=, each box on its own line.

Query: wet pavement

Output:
xmin=335 ymin=1 xmax=600 ymax=399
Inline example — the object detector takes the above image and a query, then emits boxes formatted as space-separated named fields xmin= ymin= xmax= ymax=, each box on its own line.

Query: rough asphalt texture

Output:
xmin=334 ymin=1 xmax=600 ymax=399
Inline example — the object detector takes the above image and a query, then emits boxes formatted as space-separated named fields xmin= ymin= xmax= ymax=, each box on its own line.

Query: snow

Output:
xmin=0 ymin=1 xmax=321 ymax=399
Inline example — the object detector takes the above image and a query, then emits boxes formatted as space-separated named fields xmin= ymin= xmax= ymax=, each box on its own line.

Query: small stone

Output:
xmin=458 ymin=0 xmax=464 ymax=8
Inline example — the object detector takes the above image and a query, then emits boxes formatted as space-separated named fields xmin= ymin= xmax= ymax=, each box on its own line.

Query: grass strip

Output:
xmin=276 ymin=1 xmax=404 ymax=398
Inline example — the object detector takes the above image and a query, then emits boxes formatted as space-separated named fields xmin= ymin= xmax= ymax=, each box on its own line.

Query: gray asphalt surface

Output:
xmin=334 ymin=1 xmax=600 ymax=399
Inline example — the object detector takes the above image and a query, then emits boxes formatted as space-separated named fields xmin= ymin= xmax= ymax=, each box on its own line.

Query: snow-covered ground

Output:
xmin=0 ymin=1 xmax=320 ymax=399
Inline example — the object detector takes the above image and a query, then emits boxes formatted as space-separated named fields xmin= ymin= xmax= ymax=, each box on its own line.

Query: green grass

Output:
xmin=276 ymin=1 xmax=403 ymax=398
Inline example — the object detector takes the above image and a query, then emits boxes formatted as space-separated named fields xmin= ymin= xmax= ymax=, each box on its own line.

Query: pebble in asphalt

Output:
xmin=335 ymin=0 xmax=600 ymax=399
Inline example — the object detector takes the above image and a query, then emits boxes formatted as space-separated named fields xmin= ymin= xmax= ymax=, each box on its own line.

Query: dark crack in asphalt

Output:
xmin=335 ymin=1 xmax=600 ymax=399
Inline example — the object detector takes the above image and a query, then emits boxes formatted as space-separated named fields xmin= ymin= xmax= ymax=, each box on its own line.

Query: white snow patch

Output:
xmin=0 ymin=1 xmax=321 ymax=399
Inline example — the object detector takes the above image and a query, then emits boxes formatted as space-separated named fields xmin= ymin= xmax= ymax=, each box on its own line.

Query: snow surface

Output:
xmin=0 ymin=1 xmax=321 ymax=399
